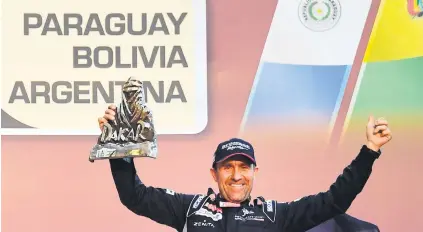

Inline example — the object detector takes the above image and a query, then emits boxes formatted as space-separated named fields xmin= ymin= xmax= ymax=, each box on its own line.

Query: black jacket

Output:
xmin=110 ymin=145 xmax=380 ymax=232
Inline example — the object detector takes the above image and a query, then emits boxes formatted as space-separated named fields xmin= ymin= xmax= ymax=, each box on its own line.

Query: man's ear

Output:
xmin=253 ymin=165 xmax=259 ymax=178
xmin=210 ymin=168 xmax=218 ymax=182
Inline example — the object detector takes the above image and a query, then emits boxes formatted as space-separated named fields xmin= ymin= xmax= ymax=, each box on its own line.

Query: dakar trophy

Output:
xmin=89 ymin=76 xmax=158 ymax=162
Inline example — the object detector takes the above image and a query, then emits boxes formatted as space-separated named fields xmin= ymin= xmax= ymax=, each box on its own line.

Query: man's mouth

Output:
xmin=229 ymin=184 xmax=245 ymax=188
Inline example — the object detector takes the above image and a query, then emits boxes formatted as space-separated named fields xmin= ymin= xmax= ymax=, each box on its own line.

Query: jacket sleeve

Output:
xmin=277 ymin=145 xmax=381 ymax=232
xmin=109 ymin=158 xmax=195 ymax=232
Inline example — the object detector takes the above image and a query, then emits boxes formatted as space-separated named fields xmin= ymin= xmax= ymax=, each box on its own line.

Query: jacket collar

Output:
xmin=207 ymin=188 xmax=251 ymax=208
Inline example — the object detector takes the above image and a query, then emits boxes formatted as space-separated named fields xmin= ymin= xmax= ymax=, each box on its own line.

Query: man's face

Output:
xmin=210 ymin=156 xmax=258 ymax=203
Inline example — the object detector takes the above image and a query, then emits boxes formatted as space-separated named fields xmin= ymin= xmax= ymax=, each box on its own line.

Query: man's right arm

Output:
xmin=110 ymin=158 xmax=195 ymax=231
xmin=276 ymin=145 xmax=380 ymax=232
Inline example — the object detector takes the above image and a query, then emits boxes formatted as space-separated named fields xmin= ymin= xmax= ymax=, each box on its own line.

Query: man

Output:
xmin=99 ymin=104 xmax=392 ymax=232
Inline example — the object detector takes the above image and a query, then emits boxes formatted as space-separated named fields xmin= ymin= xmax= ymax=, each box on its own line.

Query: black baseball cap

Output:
xmin=212 ymin=138 xmax=256 ymax=167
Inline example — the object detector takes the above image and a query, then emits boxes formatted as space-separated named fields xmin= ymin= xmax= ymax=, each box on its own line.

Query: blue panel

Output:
xmin=244 ymin=62 xmax=351 ymax=125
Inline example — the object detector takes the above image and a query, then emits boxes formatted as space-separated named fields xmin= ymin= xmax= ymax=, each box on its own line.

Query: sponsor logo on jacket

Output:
xmin=194 ymin=208 xmax=222 ymax=221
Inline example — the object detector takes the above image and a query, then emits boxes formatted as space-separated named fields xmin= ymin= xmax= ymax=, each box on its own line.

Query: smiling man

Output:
xmin=210 ymin=139 xmax=258 ymax=206
xmin=101 ymin=104 xmax=392 ymax=232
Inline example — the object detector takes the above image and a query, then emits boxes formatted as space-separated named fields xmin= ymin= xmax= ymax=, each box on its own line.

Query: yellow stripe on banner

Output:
xmin=364 ymin=0 xmax=423 ymax=62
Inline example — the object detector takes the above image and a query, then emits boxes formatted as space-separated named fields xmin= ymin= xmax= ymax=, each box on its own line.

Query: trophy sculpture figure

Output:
xmin=89 ymin=77 xmax=158 ymax=162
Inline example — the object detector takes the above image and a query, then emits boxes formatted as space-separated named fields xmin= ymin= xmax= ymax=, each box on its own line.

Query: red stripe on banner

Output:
xmin=328 ymin=0 xmax=382 ymax=149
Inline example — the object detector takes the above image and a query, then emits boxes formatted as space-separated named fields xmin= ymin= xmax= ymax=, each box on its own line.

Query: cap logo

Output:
xmin=221 ymin=141 xmax=250 ymax=151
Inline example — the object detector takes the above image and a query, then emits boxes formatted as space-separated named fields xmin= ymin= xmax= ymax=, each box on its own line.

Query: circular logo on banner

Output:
xmin=299 ymin=0 xmax=341 ymax=32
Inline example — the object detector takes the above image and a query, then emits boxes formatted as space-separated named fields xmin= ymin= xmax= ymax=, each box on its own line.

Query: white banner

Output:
xmin=1 ymin=0 xmax=208 ymax=135
xmin=262 ymin=0 xmax=372 ymax=65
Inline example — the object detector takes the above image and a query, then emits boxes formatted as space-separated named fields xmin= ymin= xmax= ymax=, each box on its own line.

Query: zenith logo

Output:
xmin=407 ymin=0 xmax=423 ymax=17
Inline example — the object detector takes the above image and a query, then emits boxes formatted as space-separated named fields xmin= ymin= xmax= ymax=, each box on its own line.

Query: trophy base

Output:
xmin=89 ymin=141 xmax=158 ymax=162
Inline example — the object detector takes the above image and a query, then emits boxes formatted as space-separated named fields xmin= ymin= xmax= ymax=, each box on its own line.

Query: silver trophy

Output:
xmin=89 ymin=77 xmax=158 ymax=162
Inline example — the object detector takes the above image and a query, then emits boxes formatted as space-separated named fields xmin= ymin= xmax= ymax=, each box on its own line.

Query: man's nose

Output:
xmin=232 ymin=169 xmax=242 ymax=181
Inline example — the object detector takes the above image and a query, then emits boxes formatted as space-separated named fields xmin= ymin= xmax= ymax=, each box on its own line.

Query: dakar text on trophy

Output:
xmin=89 ymin=77 xmax=158 ymax=162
